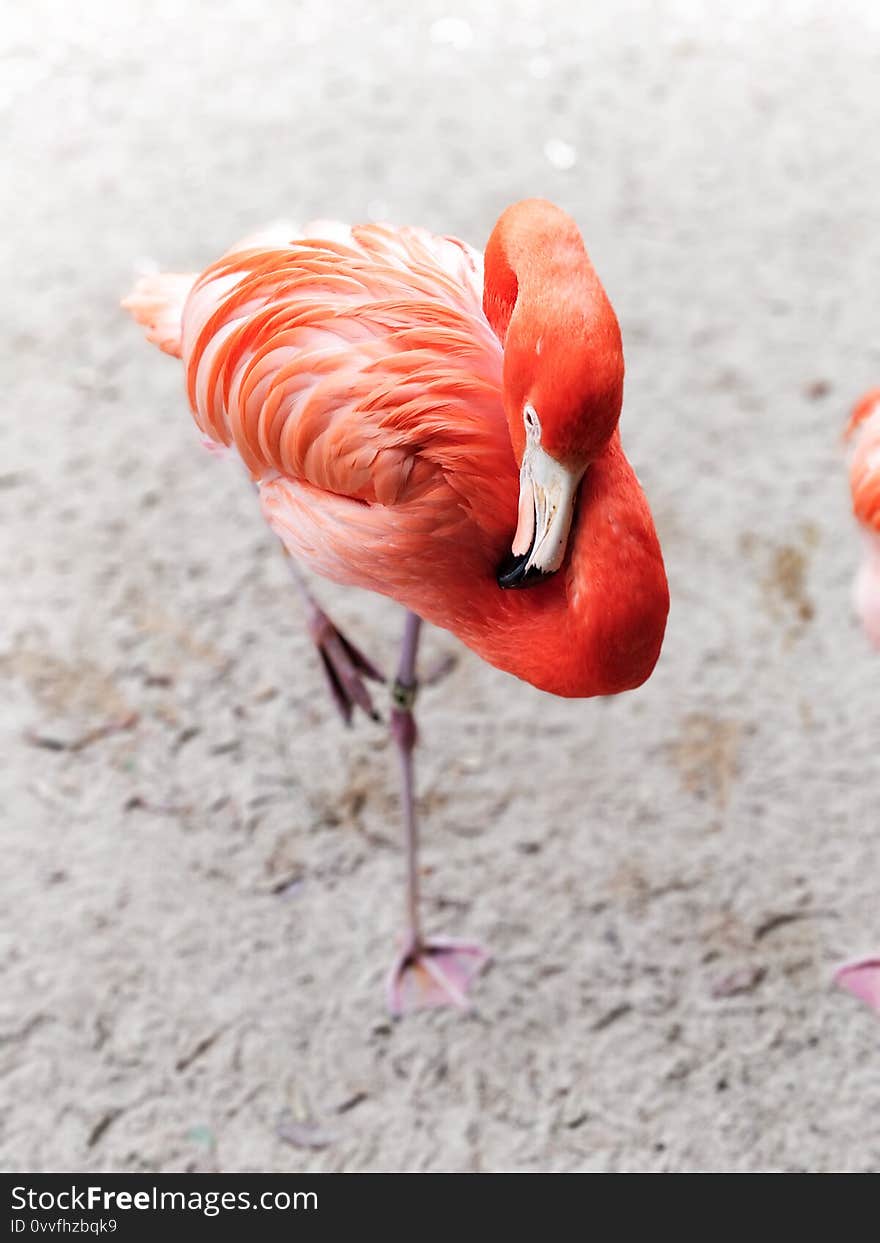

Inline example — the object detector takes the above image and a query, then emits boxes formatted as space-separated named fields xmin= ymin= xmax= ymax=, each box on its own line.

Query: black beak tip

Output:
xmin=496 ymin=553 xmax=548 ymax=590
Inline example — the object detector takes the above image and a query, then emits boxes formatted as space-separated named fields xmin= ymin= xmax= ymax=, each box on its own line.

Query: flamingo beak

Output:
xmin=497 ymin=443 xmax=585 ymax=589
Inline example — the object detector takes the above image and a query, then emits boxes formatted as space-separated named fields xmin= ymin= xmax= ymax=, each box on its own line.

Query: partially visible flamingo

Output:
xmin=843 ymin=388 xmax=880 ymax=650
xmin=833 ymin=389 xmax=880 ymax=1017
xmin=124 ymin=199 xmax=669 ymax=1013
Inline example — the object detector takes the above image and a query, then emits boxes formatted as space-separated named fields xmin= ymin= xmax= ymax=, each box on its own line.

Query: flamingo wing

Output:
xmin=181 ymin=224 xmax=504 ymax=494
xmin=165 ymin=221 xmax=517 ymax=599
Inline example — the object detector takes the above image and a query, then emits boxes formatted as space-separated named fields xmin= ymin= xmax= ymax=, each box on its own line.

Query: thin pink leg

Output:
xmin=386 ymin=612 xmax=489 ymax=1015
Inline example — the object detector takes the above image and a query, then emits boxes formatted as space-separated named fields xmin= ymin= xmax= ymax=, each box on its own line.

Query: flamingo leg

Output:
xmin=281 ymin=547 xmax=384 ymax=724
xmin=386 ymin=612 xmax=489 ymax=1015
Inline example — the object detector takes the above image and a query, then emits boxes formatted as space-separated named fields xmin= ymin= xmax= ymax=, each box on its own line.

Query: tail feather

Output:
xmin=121 ymin=271 xmax=197 ymax=359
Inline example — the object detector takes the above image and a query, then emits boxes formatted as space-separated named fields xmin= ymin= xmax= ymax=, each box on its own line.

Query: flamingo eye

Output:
xmin=524 ymin=404 xmax=540 ymax=440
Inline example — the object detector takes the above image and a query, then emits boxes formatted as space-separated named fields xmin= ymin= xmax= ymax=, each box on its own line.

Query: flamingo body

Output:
xmin=126 ymin=208 xmax=667 ymax=698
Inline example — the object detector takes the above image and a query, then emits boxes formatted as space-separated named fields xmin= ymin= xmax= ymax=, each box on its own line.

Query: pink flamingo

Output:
xmin=124 ymin=199 xmax=669 ymax=1013
xmin=844 ymin=388 xmax=880 ymax=650
xmin=834 ymin=389 xmax=880 ymax=1015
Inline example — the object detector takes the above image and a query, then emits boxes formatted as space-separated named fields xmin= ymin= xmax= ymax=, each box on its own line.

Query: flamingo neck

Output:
xmin=482 ymin=198 xmax=609 ymax=346
xmin=477 ymin=434 xmax=668 ymax=696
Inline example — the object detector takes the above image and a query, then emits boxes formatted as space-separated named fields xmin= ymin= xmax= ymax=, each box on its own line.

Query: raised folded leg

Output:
xmin=282 ymin=547 xmax=384 ymax=724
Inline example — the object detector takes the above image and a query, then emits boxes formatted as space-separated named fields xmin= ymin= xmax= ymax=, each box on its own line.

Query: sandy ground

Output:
xmin=2 ymin=1 xmax=880 ymax=1174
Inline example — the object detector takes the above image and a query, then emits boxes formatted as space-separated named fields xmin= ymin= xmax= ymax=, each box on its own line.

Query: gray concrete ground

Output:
xmin=2 ymin=1 xmax=879 ymax=1173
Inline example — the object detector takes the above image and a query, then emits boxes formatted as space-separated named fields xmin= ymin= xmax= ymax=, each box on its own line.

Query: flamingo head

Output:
xmin=495 ymin=255 xmax=624 ymax=589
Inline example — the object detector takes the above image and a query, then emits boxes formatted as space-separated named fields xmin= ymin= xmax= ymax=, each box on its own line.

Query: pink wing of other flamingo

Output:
xmin=846 ymin=388 xmax=880 ymax=649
